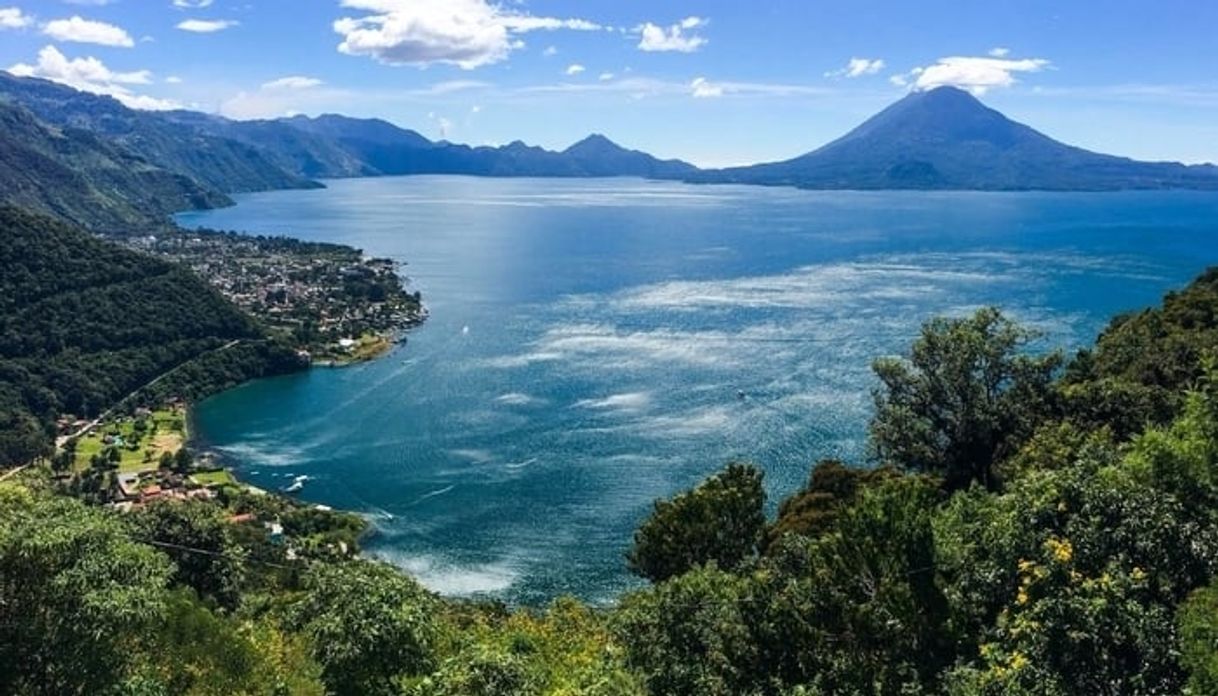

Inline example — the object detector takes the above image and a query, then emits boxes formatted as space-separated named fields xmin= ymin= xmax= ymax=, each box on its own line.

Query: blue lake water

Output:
xmin=178 ymin=177 xmax=1218 ymax=604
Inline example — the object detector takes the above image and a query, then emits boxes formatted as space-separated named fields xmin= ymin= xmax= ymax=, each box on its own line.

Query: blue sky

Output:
xmin=2 ymin=0 xmax=1217 ymax=167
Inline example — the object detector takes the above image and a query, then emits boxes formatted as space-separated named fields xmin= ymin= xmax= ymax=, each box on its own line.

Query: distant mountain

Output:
xmin=272 ymin=115 xmax=698 ymax=179
xmin=160 ymin=111 xmax=376 ymax=179
xmin=0 ymin=73 xmax=320 ymax=194
xmin=0 ymin=101 xmax=228 ymax=232
xmin=563 ymin=134 xmax=699 ymax=178
xmin=693 ymin=86 xmax=1218 ymax=191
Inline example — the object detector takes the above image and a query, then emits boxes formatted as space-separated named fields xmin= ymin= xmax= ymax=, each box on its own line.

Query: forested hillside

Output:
xmin=0 ymin=102 xmax=228 ymax=231
xmin=5 ymin=264 xmax=1218 ymax=695
xmin=0 ymin=73 xmax=320 ymax=197
xmin=0 ymin=206 xmax=303 ymax=467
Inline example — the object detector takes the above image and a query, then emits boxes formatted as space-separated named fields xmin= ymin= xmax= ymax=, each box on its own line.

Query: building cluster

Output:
xmin=127 ymin=232 xmax=425 ymax=356
xmin=111 ymin=468 xmax=217 ymax=511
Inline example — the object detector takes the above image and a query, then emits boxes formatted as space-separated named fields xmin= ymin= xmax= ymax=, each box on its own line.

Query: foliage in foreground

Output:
xmin=5 ymin=269 xmax=1218 ymax=695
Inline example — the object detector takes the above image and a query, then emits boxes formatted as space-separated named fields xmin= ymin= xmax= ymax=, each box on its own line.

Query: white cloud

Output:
xmin=825 ymin=57 xmax=885 ymax=79
xmin=690 ymin=76 xmax=722 ymax=98
xmin=333 ymin=0 xmax=603 ymax=70
xmin=262 ymin=75 xmax=324 ymax=89
xmin=598 ymin=71 xmax=614 ymax=81
xmin=989 ymin=47 xmax=1010 ymax=57
xmin=176 ymin=18 xmax=238 ymax=33
xmin=42 ymin=15 xmax=133 ymax=47
xmin=564 ymin=63 xmax=584 ymax=76
xmin=165 ymin=75 xmax=182 ymax=84
xmin=9 ymin=44 xmax=179 ymax=110
xmin=542 ymin=45 xmax=557 ymax=57
xmin=635 ymin=16 xmax=706 ymax=53
xmin=905 ymin=55 xmax=1051 ymax=94
xmin=889 ymin=74 xmax=908 ymax=87
xmin=172 ymin=0 xmax=214 ymax=7
xmin=0 ymin=7 xmax=32 ymax=29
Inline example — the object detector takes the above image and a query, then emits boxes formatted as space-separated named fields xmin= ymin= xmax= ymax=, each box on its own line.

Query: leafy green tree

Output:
xmin=613 ymin=565 xmax=760 ymax=696
xmin=763 ymin=459 xmax=900 ymax=551
xmin=935 ymin=448 xmax=1218 ymax=695
xmin=758 ymin=475 xmax=951 ymax=695
xmin=627 ymin=462 xmax=766 ymax=582
xmin=1062 ymin=267 xmax=1218 ymax=436
xmin=131 ymin=589 xmax=326 ymax=696
xmin=132 ymin=499 xmax=247 ymax=609
xmin=413 ymin=646 xmax=540 ymax=696
xmin=870 ymin=307 xmax=1061 ymax=490
xmin=1179 ymin=579 xmax=1218 ymax=696
xmin=288 ymin=561 xmax=438 ymax=695
xmin=0 ymin=484 xmax=172 ymax=695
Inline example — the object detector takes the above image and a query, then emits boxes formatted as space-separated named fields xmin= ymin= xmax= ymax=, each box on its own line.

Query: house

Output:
xmin=115 ymin=472 xmax=141 ymax=500
xmin=227 ymin=512 xmax=257 ymax=524
xmin=266 ymin=521 xmax=285 ymax=544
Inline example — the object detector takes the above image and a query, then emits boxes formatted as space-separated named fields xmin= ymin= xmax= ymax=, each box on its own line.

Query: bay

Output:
xmin=178 ymin=177 xmax=1218 ymax=604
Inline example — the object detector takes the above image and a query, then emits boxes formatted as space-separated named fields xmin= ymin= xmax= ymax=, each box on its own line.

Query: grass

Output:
xmin=314 ymin=332 xmax=394 ymax=365
xmin=71 ymin=407 xmax=188 ymax=473
xmin=191 ymin=469 xmax=237 ymax=487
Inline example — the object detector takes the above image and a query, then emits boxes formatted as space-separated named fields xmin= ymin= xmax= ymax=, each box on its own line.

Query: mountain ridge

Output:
xmin=691 ymin=86 xmax=1218 ymax=191
xmin=3 ymin=72 xmax=1218 ymax=234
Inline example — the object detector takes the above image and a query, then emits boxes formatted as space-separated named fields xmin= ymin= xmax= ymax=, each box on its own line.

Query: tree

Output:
xmin=0 ymin=484 xmax=172 ymax=694
xmin=132 ymin=589 xmax=326 ymax=696
xmin=759 ymin=476 xmax=952 ymax=694
xmin=627 ymin=462 xmax=766 ymax=583
xmin=870 ymin=307 xmax=1061 ymax=491
xmin=132 ymin=499 xmax=246 ymax=609
xmin=613 ymin=565 xmax=760 ymax=696
xmin=287 ymin=561 xmax=438 ymax=695
xmin=763 ymin=459 xmax=900 ymax=551
xmin=1179 ymin=579 xmax=1218 ymax=695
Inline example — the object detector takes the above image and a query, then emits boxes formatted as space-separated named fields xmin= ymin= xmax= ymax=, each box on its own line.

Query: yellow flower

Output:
xmin=1045 ymin=537 xmax=1073 ymax=564
xmin=1010 ymin=652 xmax=1030 ymax=671
xmin=1131 ymin=566 xmax=1146 ymax=581
xmin=1017 ymin=589 xmax=1030 ymax=605
xmin=1018 ymin=559 xmax=1035 ymax=574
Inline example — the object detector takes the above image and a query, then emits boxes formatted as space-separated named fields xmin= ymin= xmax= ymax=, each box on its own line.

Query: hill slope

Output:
xmin=0 ymin=207 xmax=302 ymax=466
xmin=0 ymin=73 xmax=320 ymax=195
xmin=0 ymin=102 xmax=229 ymax=231
xmin=695 ymin=86 xmax=1218 ymax=190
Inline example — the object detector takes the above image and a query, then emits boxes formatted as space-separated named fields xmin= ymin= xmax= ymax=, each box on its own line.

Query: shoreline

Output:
xmin=181 ymin=248 xmax=430 ymax=509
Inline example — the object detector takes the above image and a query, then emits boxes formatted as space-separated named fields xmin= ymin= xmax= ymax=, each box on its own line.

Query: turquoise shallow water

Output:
xmin=179 ymin=177 xmax=1218 ymax=604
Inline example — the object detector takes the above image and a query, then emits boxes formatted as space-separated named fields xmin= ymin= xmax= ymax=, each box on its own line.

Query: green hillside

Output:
xmin=0 ymin=102 xmax=229 ymax=231
xmin=0 ymin=206 xmax=303 ymax=467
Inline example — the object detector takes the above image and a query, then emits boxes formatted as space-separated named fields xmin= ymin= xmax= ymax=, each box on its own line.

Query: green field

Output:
xmin=70 ymin=408 xmax=188 ymax=473
xmin=190 ymin=469 xmax=237 ymax=487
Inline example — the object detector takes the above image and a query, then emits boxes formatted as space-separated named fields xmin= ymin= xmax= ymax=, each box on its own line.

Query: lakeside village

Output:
xmin=51 ymin=404 xmax=366 ymax=561
xmin=43 ymin=227 xmax=422 ymax=559
xmin=127 ymin=226 xmax=427 ymax=365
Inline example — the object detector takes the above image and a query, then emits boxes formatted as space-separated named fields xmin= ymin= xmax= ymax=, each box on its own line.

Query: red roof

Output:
xmin=227 ymin=513 xmax=256 ymax=524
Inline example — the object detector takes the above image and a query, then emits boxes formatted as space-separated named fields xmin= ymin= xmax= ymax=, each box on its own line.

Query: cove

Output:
xmin=178 ymin=177 xmax=1218 ymax=605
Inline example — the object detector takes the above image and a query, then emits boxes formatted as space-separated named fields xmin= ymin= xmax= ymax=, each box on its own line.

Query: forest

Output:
xmin=4 ymin=261 xmax=1218 ymax=694
xmin=0 ymin=206 xmax=304 ymax=468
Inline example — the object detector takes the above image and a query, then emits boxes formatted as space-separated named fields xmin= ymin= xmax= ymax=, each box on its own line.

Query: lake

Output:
xmin=178 ymin=177 xmax=1218 ymax=605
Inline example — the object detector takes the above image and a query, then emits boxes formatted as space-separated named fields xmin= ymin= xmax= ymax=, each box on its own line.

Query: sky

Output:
xmin=2 ymin=0 xmax=1217 ymax=167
